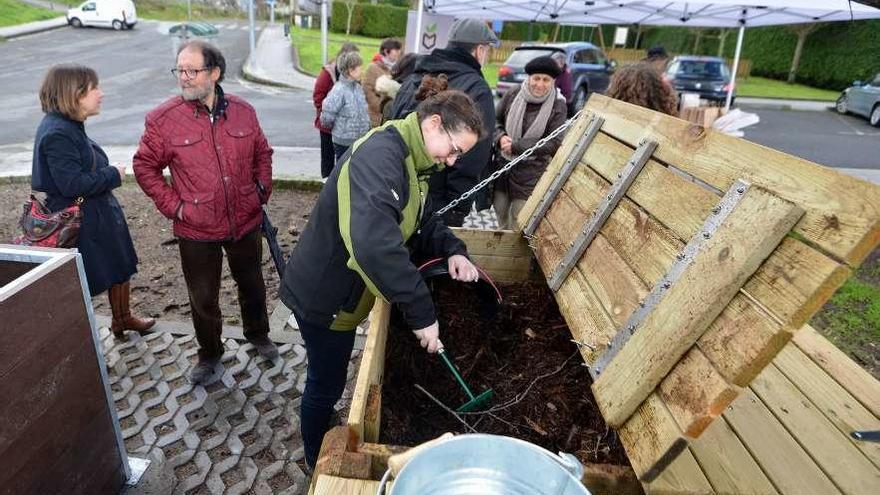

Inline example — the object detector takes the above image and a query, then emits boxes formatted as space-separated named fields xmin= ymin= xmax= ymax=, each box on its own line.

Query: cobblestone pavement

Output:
xmin=105 ymin=208 xmax=495 ymax=494
xmin=103 ymin=327 xmax=359 ymax=495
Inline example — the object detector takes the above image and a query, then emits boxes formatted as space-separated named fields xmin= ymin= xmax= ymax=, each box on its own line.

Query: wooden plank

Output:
xmin=363 ymin=384 xmax=382 ymax=447
xmin=689 ymin=417 xmax=779 ymax=495
xmin=724 ymin=389 xmax=841 ymax=495
xmin=358 ymin=442 xmax=408 ymax=479
xmin=584 ymin=94 xmax=880 ymax=266
xmin=582 ymin=131 xmax=851 ymax=331
xmin=562 ymin=160 xmax=807 ymax=386
xmin=582 ymin=463 xmax=644 ymax=495
xmin=537 ymin=214 xmax=712 ymax=488
xmin=618 ymin=393 xmax=690 ymax=483
xmin=347 ymin=301 xmax=391 ymax=441
xmin=592 ymin=186 xmax=804 ymax=427
xmin=467 ymin=254 xmax=533 ymax=282
xmin=533 ymin=217 xmax=617 ymax=364
xmin=451 ymin=227 xmax=532 ymax=258
xmin=792 ymin=325 xmax=880 ymax=418
xmin=751 ymin=364 xmax=880 ymax=494
xmin=659 ymin=350 xmax=741 ymax=438
xmin=517 ymin=107 xmax=596 ymax=231
xmin=773 ymin=344 xmax=880 ymax=468
xmin=643 ymin=448 xmax=714 ymax=495
xmin=313 ymin=475 xmax=382 ymax=495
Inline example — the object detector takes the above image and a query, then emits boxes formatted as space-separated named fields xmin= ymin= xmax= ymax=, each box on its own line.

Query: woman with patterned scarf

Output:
xmin=492 ymin=55 xmax=568 ymax=230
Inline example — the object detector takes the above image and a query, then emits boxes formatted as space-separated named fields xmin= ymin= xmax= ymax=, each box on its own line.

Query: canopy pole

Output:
xmin=320 ymin=0 xmax=328 ymax=65
xmin=725 ymin=23 xmax=745 ymax=111
xmin=414 ymin=0 xmax=424 ymax=53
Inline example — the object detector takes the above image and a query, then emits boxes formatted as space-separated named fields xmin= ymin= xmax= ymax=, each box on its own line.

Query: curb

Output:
xmin=1 ymin=174 xmax=324 ymax=191
xmin=240 ymin=62 xmax=298 ymax=89
xmin=736 ymin=100 xmax=835 ymax=112
xmin=0 ymin=16 xmax=68 ymax=41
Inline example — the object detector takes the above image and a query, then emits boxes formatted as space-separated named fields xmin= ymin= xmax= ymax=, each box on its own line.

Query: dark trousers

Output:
xmin=320 ymin=131 xmax=335 ymax=178
xmin=178 ymin=229 xmax=269 ymax=360
xmin=293 ymin=310 xmax=356 ymax=468
xmin=333 ymin=143 xmax=350 ymax=160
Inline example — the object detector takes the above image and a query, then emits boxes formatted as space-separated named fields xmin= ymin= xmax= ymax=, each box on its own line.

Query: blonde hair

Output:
xmin=39 ymin=64 xmax=98 ymax=121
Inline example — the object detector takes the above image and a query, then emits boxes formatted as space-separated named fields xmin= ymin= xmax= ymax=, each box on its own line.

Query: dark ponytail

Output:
xmin=416 ymin=89 xmax=485 ymax=139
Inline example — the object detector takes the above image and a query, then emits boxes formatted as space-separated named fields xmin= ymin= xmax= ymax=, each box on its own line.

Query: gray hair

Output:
xmin=337 ymin=42 xmax=359 ymax=58
xmin=337 ymin=51 xmax=363 ymax=77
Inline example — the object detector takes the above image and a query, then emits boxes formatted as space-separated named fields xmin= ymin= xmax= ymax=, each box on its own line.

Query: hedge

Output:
xmin=330 ymin=2 xmax=408 ymax=39
xmin=640 ymin=20 xmax=880 ymax=91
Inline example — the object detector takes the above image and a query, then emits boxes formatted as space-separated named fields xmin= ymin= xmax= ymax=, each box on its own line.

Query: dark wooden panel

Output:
xmin=22 ymin=411 xmax=125 ymax=495
xmin=0 ymin=261 xmax=89 ymax=379
xmin=0 ymin=340 xmax=110 ymax=489
xmin=0 ymin=260 xmax=39 ymax=286
xmin=0 ymin=257 xmax=123 ymax=495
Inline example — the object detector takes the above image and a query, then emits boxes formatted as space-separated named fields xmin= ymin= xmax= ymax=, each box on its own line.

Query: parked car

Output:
xmin=665 ymin=56 xmax=734 ymax=104
xmin=67 ymin=0 xmax=137 ymax=31
xmin=837 ymin=74 xmax=880 ymax=127
xmin=496 ymin=43 xmax=616 ymax=114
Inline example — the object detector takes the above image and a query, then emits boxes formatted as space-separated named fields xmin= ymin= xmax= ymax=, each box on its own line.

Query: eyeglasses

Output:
xmin=171 ymin=67 xmax=212 ymax=79
xmin=443 ymin=127 xmax=463 ymax=159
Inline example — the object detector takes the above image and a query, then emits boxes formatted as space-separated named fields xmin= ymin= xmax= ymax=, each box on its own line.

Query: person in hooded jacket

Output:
xmin=312 ymin=42 xmax=360 ymax=178
xmin=280 ymin=85 xmax=484 ymax=471
xmin=388 ymin=18 xmax=498 ymax=227
xmin=320 ymin=51 xmax=371 ymax=160
xmin=492 ymin=56 xmax=568 ymax=230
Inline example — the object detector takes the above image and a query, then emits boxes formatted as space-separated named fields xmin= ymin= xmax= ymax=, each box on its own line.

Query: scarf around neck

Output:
xmin=504 ymin=82 xmax=555 ymax=159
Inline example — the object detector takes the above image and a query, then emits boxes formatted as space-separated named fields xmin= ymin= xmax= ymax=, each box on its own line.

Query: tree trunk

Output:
xmin=692 ymin=29 xmax=702 ymax=53
xmin=787 ymin=24 xmax=817 ymax=84
xmin=717 ymin=29 xmax=729 ymax=57
xmin=346 ymin=4 xmax=354 ymax=35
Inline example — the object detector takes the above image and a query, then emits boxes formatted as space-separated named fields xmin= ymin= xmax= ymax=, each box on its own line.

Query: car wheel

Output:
xmin=871 ymin=105 xmax=880 ymax=127
xmin=70 ymin=17 xmax=82 ymax=28
xmin=836 ymin=94 xmax=848 ymax=114
xmin=572 ymin=85 xmax=589 ymax=113
xmin=112 ymin=19 xmax=123 ymax=30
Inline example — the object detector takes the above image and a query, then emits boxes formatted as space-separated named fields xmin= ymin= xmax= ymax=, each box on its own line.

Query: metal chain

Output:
xmin=435 ymin=108 xmax=586 ymax=217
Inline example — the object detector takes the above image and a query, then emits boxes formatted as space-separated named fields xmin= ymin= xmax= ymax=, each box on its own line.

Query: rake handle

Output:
xmin=438 ymin=348 xmax=477 ymax=401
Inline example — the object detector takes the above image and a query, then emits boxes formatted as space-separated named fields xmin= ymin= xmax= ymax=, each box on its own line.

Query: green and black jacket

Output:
xmin=280 ymin=112 xmax=468 ymax=331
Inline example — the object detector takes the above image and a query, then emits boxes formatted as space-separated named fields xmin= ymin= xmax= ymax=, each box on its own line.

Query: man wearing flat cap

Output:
xmin=389 ymin=18 xmax=499 ymax=227
xmin=492 ymin=55 xmax=568 ymax=230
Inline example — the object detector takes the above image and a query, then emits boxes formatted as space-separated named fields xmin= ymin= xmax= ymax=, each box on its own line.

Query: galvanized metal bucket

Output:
xmin=385 ymin=434 xmax=591 ymax=495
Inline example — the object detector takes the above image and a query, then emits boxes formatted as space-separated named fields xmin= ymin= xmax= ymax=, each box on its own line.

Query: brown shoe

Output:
xmin=109 ymin=281 xmax=156 ymax=337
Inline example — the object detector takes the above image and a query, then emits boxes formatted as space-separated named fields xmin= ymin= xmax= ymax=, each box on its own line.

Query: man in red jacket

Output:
xmin=133 ymin=41 xmax=278 ymax=385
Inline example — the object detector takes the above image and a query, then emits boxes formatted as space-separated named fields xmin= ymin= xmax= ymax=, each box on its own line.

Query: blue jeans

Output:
xmin=293 ymin=310 xmax=356 ymax=468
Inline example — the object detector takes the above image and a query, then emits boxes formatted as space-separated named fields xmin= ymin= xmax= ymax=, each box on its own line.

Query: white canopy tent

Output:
xmin=319 ymin=1 xmax=880 ymax=109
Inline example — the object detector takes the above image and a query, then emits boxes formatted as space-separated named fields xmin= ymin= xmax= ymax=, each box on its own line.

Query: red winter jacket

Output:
xmin=133 ymin=92 xmax=273 ymax=242
xmin=313 ymin=63 xmax=337 ymax=133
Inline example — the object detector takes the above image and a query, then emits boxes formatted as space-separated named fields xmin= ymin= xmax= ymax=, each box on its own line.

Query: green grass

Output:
xmin=812 ymin=252 xmax=880 ymax=378
xmin=135 ymin=0 xmax=243 ymax=22
xmin=291 ymin=25 xmax=381 ymax=75
xmin=0 ymin=0 xmax=59 ymax=28
xmin=736 ymin=76 xmax=841 ymax=101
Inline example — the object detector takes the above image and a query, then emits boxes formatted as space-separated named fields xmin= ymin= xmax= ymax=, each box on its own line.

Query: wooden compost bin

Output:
xmin=312 ymin=95 xmax=880 ymax=495
xmin=0 ymin=245 xmax=129 ymax=494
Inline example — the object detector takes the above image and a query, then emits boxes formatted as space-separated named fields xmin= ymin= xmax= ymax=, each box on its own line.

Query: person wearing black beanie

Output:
xmin=492 ymin=55 xmax=568 ymax=229
xmin=525 ymin=55 xmax=563 ymax=79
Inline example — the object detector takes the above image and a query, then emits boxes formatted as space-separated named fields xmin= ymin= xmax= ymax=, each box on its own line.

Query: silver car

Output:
xmin=837 ymin=73 xmax=880 ymax=127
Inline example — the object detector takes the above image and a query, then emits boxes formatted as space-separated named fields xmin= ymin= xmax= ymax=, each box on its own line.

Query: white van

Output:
xmin=67 ymin=0 xmax=138 ymax=30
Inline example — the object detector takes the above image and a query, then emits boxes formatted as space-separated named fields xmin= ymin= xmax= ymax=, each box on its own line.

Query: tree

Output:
xmin=787 ymin=23 xmax=819 ymax=84
xmin=341 ymin=0 xmax=359 ymax=35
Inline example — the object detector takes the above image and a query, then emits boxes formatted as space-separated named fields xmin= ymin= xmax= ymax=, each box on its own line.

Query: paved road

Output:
xmin=742 ymin=107 xmax=880 ymax=169
xmin=0 ymin=20 xmax=318 ymax=150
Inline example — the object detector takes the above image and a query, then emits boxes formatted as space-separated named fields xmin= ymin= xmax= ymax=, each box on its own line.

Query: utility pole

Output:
xmin=248 ymin=0 xmax=256 ymax=56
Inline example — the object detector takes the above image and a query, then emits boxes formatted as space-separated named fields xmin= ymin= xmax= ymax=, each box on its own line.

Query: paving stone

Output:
xmin=101 ymin=307 xmax=357 ymax=494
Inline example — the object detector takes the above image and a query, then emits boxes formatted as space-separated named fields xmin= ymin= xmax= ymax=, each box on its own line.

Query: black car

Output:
xmin=665 ymin=56 xmax=734 ymax=104
xmin=496 ymin=42 xmax=616 ymax=113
